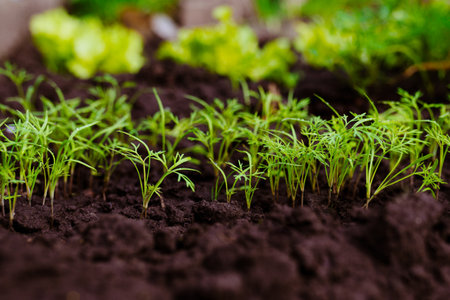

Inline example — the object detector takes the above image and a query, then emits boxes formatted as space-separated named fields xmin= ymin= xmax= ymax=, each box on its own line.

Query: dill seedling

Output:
xmin=43 ymin=124 xmax=96 ymax=225
xmin=228 ymin=151 xmax=265 ymax=210
xmin=188 ymin=97 xmax=245 ymax=177
xmin=116 ymin=132 xmax=197 ymax=218
xmin=424 ymin=122 xmax=450 ymax=200
xmin=0 ymin=62 xmax=45 ymax=111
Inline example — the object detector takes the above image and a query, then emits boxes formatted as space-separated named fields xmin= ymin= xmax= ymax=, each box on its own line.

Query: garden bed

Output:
xmin=0 ymin=37 xmax=449 ymax=300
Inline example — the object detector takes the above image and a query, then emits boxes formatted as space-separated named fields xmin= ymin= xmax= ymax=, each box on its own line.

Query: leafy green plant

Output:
xmin=294 ymin=1 xmax=450 ymax=87
xmin=116 ymin=133 xmax=196 ymax=218
xmin=30 ymin=8 xmax=145 ymax=79
xmin=158 ymin=6 xmax=298 ymax=87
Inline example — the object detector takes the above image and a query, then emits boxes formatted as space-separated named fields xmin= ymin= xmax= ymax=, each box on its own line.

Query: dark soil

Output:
xmin=0 ymin=37 xmax=449 ymax=300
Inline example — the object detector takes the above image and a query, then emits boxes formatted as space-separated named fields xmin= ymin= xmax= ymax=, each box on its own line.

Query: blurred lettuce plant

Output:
xmin=158 ymin=6 xmax=298 ymax=88
xmin=30 ymin=8 xmax=145 ymax=79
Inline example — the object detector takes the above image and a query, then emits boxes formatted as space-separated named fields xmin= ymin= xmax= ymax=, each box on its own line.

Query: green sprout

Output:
xmin=78 ymin=116 xmax=129 ymax=192
xmin=86 ymin=75 xmax=134 ymax=128
xmin=5 ymin=181 xmax=22 ymax=230
xmin=294 ymin=1 xmax=450 ymax=87
xmin=188 ymin=97 xmax=245 ymax=177
xmin=228 ymin=151 xmax=265 ymax=210
xmin=116 ymin=133 xmax=197 ymax=218
xmin=417 ymin=160 xmax=447 ymax=198
xmin=43 ymin=124 xmax=96 ymax=225
xmin=314 ymin=97 xmax=367 ymax=205
xmin=378 ymin=90 xmax=430 ymax=180
xmin=0 ymin=123 xmax=16 ymax=218
xmin=0 ymin=62 xmax=45 ymax=112
xmin=424 ymin=122 xmax=450 ymax=200
xmin=360 ymin=122 xmax=432 ymax=208
xmin=100 ymin=138 xmax=127 ymax=201
xmin=0 ymin=121 xmax=24 ymax=229
xmin=11 ymin=112 xmax=51 ymax=204
xmin=138 ymin=89 xmax=199 ymax=166
xmin=208 ymin=158 xmax=240 ymax=203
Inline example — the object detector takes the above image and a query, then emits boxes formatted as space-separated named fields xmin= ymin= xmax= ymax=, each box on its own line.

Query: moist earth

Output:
xmin=0 ymin=39 xmax=449 ymax=300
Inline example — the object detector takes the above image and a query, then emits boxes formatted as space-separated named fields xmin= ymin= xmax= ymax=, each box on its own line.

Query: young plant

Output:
xmin=361 ymin=123 xmax=432 ymax=208
xmin=424 ymin=122 xmax=450 ymax=200
xmin=247 ymin=87 xmax=309 ymax=132
xmin=116 ymin=132 xmax=197 ymax=218
xmin=5 ymin=180 xmax=23 ymax=230
xmin=294 ymin=1 xmax=450 ymax=87
xmin=0 ymin=62 xmax=45 ymax=111
xmin=0 ymin=121 xmax=24 ymax=228
xmin=85 ymin=75 xmax=134 ymax=128
xmin=100 ymin=138 xmax=127 ymax=201
xmin=0 ymin=156 xmax=9 ymax=216
xmin=39 ymin=81 xmax=85 ymax=141
xmin=48 ymin=76 xmax=134 ymax=194
xmin=158 ymin=6 xmax=298 ymax=87
xmin=417 ymin=160 xmax=447 ymax=198
xmin=379 ymin=90 xmax=430 ymax=179
xmin=299 ymin=116 xmax=329 ymax=194
xmin=11 ymin=112 xmax=52 ymax=204
xmin=43 ymin=124 xmax=96 ymax=224
xmin=260 ymin=123 xmax=325 ymax=207
xmin=209 ymin=158 xmax=239 ymax=203
xmin=138 ymin=89 xmax=199 ymax=165
xmin=0 ymin=125 xmax=16 ymax=217
xmin=315 ymin=98 xmax=368 ymax=205
xmin=259 ymin=149 xmax=283 ymax=202
xmin=188 ymin=97 xmax=245 ymax=177
xmin=30 ymin=8 xmax=145 ymax=78
xmin=78 ymin=115 xmax=129 ymax=192
xmin=228 ymin=151 xmax=265 ymax=210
